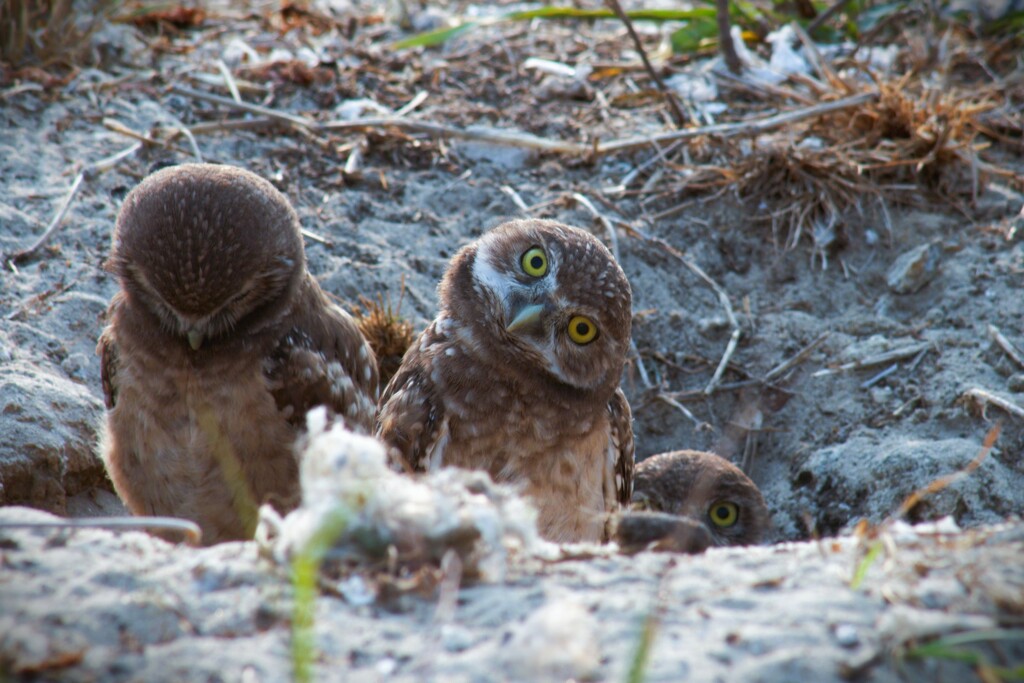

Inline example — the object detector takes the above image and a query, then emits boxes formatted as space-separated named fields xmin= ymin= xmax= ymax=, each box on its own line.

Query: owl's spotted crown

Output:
xmin=109 ymin=163 xmax=306 ymax=346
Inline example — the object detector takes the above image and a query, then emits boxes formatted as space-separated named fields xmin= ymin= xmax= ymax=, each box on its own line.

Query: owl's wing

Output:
xmin=97 ymin=295 xmax=124 ymax=410
xmin=266 ymin=287 xmax=380 ymax=434
xmin=97 ymin=326 xmax=119 ymax=410
xmin=375 ymin=334 xmax=444 ymax=473
xmin=607 ymin=387 xmax=635 ymax=507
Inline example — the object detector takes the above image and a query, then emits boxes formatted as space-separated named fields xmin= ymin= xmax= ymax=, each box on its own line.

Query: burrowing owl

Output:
xmin=98 ymin=163 xmax=379 ymax=545
xmin=377 ymin=219 xmax=634 ymax=543
xmin=632 ymin=450 xmax=769 ymax=547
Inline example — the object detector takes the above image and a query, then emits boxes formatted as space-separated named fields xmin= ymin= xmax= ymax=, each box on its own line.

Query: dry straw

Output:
xmin=0 ymin=0 xmax=115 ymax=68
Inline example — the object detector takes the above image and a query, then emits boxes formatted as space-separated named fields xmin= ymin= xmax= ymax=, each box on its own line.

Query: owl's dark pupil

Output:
xmin=714 ymin=506 xmax=728 ymax=519
xmin=576 ymin=322 xmax=590 ymax=336
xmin=530 ymin=256 xmax=544 ymax=270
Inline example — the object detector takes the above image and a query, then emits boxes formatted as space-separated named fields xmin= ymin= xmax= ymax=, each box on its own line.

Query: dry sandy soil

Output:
xmin=1 ymin=2 xmax=1023 ymax=681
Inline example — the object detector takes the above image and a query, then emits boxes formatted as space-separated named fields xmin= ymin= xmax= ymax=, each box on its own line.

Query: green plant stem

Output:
xmin=849 ymin=539 xmax=883 ymax=589
xmin=291 ymin=509 xmax=349 ymax=683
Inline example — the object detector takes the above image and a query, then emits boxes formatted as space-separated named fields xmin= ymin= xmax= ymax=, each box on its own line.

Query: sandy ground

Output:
xmin=1 ymin=2 xmax=1023 ymax=680
xmin=2 ymin=504 xmax=1023 ymax=682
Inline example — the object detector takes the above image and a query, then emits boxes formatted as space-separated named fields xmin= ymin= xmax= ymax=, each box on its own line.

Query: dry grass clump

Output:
xmin=838 ymin=76 xmax=1004 ymax=195
xmin=0 ymin=0 xmax=113 ymax=68
xmin=727 ymin=74 xmax=1013 ymax=252
xmin=734 ymin=143 xmax=875 ymax=253
xmin=353 ymin=288 xmax=415 ymax=389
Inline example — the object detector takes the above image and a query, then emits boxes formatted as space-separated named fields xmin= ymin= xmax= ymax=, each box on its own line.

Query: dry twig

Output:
xmin=763 ymin=332 xmax=830 ymax=382
xmin=962 ymin=388 xmax=1024 ymax=420
xmin=807 ymin=0 xmax=856 ymax=35
xmin=171 ymin=84 xmax=878 ymax=158
xmin=605 ymin=0 xmax=688 ymax=127
xmin=627 ymin=229 xmax=740 ymax=395
xmin=813 ymin=342 xmax=932 ymax=377
xmin=599 ymin=92 xmax=877 ymax=154
xmin=988 ymin=324 xmax=1024 ymax=370
xmin=4 ymin=143 xmax=142 ymax=267
xmin=715 ymin=0 xmax=741 ymax=74
xmin=0 ymin=516 xmax=202 ymax=546
xmin=655 ymin=393 xmax=702 ymax=428
xmin=891 ymin=421 xmax=1002 ymax=520
xmin=571 ymin=192 xmax=620 ymax=262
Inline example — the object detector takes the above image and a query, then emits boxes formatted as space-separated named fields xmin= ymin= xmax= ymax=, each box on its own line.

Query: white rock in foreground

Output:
xmin=257 ymin=408 xmax=545 ymax=581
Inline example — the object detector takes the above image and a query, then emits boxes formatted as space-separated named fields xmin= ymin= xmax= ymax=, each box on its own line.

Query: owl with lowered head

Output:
xmin=377 ymin=219 xmax=634 ymax=543
xmin=98 ymin=163 xmax=379 ymax=545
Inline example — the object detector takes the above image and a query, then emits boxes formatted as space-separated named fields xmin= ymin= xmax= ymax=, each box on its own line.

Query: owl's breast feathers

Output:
xmin=98 ymin=276 xmax=379 ymax=543
xmin=101 ymin=278 xmax=378 ymax=431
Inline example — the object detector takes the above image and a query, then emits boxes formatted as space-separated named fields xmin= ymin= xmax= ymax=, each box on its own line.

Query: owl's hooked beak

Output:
xmin=506 ymin=303 xmax=546 ymax=334
xmin=187 ymin=328 xmax=204 ymax=350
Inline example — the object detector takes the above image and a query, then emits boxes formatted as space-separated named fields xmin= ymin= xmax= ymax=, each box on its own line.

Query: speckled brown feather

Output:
xmin=375 ymin=319 xmax=444 ymax=472
xmin=263 ymin=281 xmax=379 ymax=430
xmin=98 ymin=163 xmax=378 ymax=545
xmin=377 ymin=219 xmax=634 ymax=543
xmin=632 ymin=450 xmax=769 ymax=547
xmin=608 ymin=388 xmax=634 ymax=507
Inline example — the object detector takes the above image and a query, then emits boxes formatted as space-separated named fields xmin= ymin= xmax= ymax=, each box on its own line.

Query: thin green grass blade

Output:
xmin=392 ymin=6 xmax=718 ymax=51
xmin=908 ymin=630 xmax=1024 ymax=681
xmin=291 ymin=508 xmax=350 ymax=683
xmin=392 ymin=21 xmax=478 ymax=49
xmin=849 ymin=539 xmax=883 ymax=589
xmin=916 ymin=629 xmax=1024 ymax=649
xmin=669 ymin=16 xmax=719 ymax=53
xmin=987 ymin=10 xmax=1024 ymax=35
xmin=506 ymin=7 xmax=716 ymax=22
xmin=855 ymin=2 xmax=904 ymax=33
xmin=625 ymin=607 xmax=659 ymax=683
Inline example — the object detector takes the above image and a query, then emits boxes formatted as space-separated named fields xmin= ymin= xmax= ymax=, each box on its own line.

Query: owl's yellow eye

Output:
xmin=567 ymin=316 xmax=598 ymax=345
xmin=521 ymin=247 xmax=548 ymax=277
xmin=709 ymin=501 xmax=739 ymax=527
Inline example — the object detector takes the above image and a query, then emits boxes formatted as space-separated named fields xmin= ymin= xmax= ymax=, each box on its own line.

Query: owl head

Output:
xmin=440 ymin=219 xmax=632 ymax=393
xmin=633 ymin=450 xmax=769 ymax=547
xmin=108 ymin=163 xmax=305 ymax=350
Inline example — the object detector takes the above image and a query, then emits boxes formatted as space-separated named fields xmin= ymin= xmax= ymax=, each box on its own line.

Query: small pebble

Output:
xmin=61 ymin=352 xmax=90 ymax=382
xmin=375 ymin=657 xmax=397 ymax=676
xmin=698 ymin=316 xmax=729 ymax=335
xmin=869 ymin=387 xmax=893 ymax=406
xmin=886 ymin=242 xmax=942 ymax=294
xmin=1008 ymin=374 xmax=1024 ymax=393
xmin=338 ymin=575 xmax=375 ymax=607
xmin=835 ymin=624 xmax=860 ymax=648
xmin=441 ymin=624 xmax=474 ymax=652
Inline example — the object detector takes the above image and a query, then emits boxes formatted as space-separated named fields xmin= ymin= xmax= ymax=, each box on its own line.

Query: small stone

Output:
xmin=1008 ymin=374 xmax=1024 ymax=393
xmin=375 ymin=658 xmax=397 ymax=676
xmin=441 ymin=624 xmax=474 ymax=652
xmin=834 ymin=623 xmax=860 ymax=648
xmin=453 ymin=129 xmax=538 ymax=169
xmin=869 ymin=387 xmax=893 ymax=405
xmin=886 ymin=242 xmax=942 ymax=294
xmin=698 ymin=316 xmax=729 ymax=336
xmin=61 ymin=352 xmax=90 ymax=382
xmin=338 ymin=575 xmax=375 ymax=607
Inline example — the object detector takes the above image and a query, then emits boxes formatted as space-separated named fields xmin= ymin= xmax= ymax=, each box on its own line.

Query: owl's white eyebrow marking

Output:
xmin=471 ymin=237 xmax=560 ymax=307
xmin=470 ymin=242 xmax=512 ymax=301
